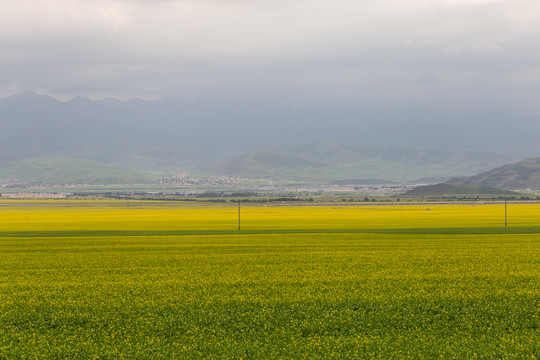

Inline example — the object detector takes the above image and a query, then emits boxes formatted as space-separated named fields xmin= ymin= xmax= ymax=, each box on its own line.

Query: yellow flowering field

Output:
xmin=0 ymin=201 xmax=539 ymax=358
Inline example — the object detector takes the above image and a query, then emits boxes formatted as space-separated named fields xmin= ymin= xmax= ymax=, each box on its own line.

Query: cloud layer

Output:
xmin=2 ymin=0 xmax=540 ymax=113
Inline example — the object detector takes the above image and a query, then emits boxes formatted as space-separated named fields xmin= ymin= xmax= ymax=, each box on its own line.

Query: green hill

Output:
xmin=448 ymin=157 xmax=540 ymax=190
xmin=215 ymin=143 xmax=516 ymax=183
xmin=216 ymin=149 xmax=326 ymax=179
xmin=402 ymin=183 xmax=518 ymax=198
xmin=0 ymin=158 xmax=148 ymax=185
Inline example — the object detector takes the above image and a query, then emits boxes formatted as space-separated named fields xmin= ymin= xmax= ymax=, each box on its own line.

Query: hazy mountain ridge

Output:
xmin=279 ymin=143 xmax=512 ymax=169
xmin=447 ymin=157 xmax=540 ymax=190
xmin=1 ymin=92 xmax=538 ymax=184
xmin=215 ymin=143 xmax=517 ymax=183
xmin=2 ymin=92 xmax=540 ymax=165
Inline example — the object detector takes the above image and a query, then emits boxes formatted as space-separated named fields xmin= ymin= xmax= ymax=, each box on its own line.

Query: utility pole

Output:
xmin=238 ymin=200 xmax=241 ymax=230
xmin=505 ymin=199 xmax=507 ymax=227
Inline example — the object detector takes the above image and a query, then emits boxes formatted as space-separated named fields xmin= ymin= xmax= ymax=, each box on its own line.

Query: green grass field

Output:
xmin=0 ymin=201 xmax=539 ymax=359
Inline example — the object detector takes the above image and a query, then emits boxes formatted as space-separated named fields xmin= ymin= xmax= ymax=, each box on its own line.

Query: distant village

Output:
xmin=0 ymin=171 xmax=414 ymax=199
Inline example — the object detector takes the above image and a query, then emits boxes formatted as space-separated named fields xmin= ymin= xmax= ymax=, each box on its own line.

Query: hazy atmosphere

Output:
xmin=3 ymin=0 xmax=540 ymax=114
xmin=3 ymin=3 xmax=540 ymax=358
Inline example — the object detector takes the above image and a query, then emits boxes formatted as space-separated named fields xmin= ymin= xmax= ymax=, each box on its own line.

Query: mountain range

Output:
xmin=1 ymin=92 xmax=539 ymax=184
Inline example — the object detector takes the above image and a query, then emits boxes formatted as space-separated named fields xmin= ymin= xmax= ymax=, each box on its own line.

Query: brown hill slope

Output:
xmin=447 ymin=157 xmax=540 ymax=190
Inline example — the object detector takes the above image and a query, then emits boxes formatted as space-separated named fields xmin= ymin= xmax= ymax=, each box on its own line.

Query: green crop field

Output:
xmin=0 ymin=201 xmax=539 ymax=359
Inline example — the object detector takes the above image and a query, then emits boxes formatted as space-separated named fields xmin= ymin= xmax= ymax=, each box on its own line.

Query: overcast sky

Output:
xmin=2 ymin=0 xmax=540 ymax=113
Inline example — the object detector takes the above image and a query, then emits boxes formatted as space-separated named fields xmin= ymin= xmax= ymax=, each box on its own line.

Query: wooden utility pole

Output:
xmin=238 ymin=200 xmax=241 ymax=230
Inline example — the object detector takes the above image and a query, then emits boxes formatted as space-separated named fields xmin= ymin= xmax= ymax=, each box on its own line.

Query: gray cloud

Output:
xmin=416 ymin=73 xmax=441 ymax=85
xmin=1 ymin=0 xmax=540 ymax=112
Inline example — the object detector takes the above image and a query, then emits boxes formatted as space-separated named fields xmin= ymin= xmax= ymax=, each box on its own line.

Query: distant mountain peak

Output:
xmin=9 ymin=91 xmax=55 ymax=100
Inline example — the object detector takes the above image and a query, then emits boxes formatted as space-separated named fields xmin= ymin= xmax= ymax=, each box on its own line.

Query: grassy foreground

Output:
xmin=0 ymin=201 xmax=539 ymax=359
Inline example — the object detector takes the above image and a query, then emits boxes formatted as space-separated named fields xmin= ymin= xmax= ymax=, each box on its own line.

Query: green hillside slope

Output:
xmin=0 ymin=158 xmax=148 ymax=185
xmin=215 ymin=143 xmax=516 ymax=183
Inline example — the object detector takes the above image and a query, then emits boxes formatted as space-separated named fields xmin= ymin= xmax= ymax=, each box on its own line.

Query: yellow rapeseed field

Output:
xmin=1 ymin=200 xmax=536 ymax=232
xmin=0 ymin=200 xmax=538 ymax=358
